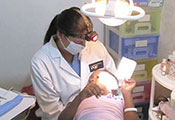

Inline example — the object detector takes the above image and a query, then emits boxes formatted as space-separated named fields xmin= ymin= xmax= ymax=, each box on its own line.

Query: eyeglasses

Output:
xmin=68 ymin=31 xmax=98 ymax=42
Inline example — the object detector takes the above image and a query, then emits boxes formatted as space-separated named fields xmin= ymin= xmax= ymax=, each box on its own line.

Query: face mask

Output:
xmin=60 ymin=37 xmax=85 ymax=55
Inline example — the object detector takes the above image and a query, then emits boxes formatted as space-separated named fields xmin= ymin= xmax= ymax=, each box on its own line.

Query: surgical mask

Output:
xmin=60 ymin=37 xmax=85 ymax=55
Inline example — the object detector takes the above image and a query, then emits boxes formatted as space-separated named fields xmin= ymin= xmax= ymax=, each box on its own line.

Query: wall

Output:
xmin=0 ymin=0 xmax=175 ymax=91
xmin=0 ymin=0 xmax=104 ymax=91
xmin=155 ymin=0 xmax=175 ymax=100
xmin=159 ymin=0 xmax=175 ymax=61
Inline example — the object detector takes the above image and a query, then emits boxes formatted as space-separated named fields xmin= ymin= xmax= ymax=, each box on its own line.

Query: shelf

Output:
xmin=152 ymin=64 xmax=175 ymax=91
xmin=149 ymin=64 xmax=175 ymax=120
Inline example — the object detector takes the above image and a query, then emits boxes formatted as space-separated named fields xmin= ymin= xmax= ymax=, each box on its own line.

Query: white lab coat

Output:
xmin=30 ymin=37 xmax=117 ymax=120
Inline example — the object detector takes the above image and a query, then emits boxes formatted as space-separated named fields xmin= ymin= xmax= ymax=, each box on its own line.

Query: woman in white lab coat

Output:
xmin=30 ymin=7 xmax=129 ymax=120
xmin=30 ymin=7 xmax=117 ymax=120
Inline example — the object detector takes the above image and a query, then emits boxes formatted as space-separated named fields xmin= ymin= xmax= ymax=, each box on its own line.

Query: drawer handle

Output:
xmin=135 ymin=22 xmax=151 ymax=34
xmin=133 ymin=47 xmax=148 ymax=58
xmin=133 ymin=70 xmax=147 ymax=81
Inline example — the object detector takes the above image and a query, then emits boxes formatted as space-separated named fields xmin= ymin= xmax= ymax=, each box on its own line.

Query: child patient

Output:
xmin=73 ymin=70 xmax=139 ymax=120
xmin=88 ymin=70 xmax=120 ymax=96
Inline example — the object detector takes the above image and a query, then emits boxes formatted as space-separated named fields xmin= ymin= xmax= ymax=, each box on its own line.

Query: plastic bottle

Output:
xmin=161 ymin=59 xmax=169 ymax=75
xmin=162 ymin=65 xmax=166 ymax=76
xmin=161 ymin=59 xmax=167 ymax=76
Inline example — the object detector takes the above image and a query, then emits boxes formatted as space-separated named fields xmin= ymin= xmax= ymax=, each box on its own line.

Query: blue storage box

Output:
xmin=104 ymin=26 xmax=159 ymax=60
xmin=126 ymin=0 xmax=149 ymax=6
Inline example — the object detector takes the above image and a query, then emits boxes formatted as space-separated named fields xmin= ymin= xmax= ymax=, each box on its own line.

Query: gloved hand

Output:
xmin=79 ymin=81 xmax=103 ymax=100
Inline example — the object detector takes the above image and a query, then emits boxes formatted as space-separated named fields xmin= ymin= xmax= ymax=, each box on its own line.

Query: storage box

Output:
xmin=112 ymin=7 xmax=162 ymax=36
xmin=148 ymin=0 xmax=164 ymax=7
xmin=126 ymin=0 xmax=149 ymax=6
xmin=132 ymin=81 xmax=151 ymax=104
xmin=104 ymin=27 xmax=159 ymax=60
xmin=132 ymin=58 xmax=158 ymax=82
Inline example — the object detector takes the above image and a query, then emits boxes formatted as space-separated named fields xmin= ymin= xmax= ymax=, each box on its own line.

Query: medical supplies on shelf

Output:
xmin=160 ymin=51 xmax=175 ymax=79
xmin=149 ymin=64 xmax=175 ymax=120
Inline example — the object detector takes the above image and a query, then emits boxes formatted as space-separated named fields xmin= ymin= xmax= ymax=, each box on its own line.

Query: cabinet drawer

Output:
xmin=105 ymin=27 xmax=159 ymax=60
xmin=114 ymin=7 xmax=162 ymax=36
xmin=132 ymin=59 xmax=158 ymax=81
xmin=121 ymin=35 xmax=159 ymax=60
xmin=132 ymin=81 xmax=151 ymax=104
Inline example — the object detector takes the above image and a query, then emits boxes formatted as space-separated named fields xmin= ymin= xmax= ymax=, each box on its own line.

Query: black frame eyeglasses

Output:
xmin=69 ymin=31 xmax=98 ymax=42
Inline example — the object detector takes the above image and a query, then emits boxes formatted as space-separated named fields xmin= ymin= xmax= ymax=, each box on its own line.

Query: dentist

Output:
xmin=30 ymin=7 xmax=117 ymax=120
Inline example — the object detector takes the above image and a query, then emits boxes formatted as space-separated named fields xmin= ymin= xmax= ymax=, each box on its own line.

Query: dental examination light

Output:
xmin=81 ymin=0 xmax=145 ymax=26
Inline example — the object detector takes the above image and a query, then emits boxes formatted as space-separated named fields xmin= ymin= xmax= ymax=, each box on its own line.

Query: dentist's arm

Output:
xmin=121 ymin=79 xmax=140 ymax=120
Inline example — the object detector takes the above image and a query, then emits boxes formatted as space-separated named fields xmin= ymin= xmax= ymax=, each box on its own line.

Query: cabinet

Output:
xmin=103 ymin=3 xmax=163 ymax=119
xmin=149 ymin=64 xmax=175 ymax=120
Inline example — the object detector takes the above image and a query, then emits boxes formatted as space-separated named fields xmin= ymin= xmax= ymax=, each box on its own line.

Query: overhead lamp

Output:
xmin=81 ymin=0 xmax=145 ymax=26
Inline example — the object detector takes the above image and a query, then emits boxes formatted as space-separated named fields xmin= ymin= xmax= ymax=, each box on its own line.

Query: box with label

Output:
xmin=132 ymin=81 xmax=151 ymax=104
xmin=148 ymin=0 xmax=164 ymax=7
xmin=126 ymin=0 xmax=149 ymax=6
xmin=113 ymin=7 xmax=162 ymax=36
xmin=104 ymin=27 xmax=159 ymax=60
xmin=132 ymin=58 xmax=158 ymax=82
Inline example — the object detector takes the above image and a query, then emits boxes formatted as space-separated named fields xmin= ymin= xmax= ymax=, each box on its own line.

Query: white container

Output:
xmin=171 ymin=90 xmax=175 ymax=110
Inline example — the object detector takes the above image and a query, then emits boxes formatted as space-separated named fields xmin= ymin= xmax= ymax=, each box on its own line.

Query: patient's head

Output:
xmin=89 ymin=70 xmax=119 ymax=95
